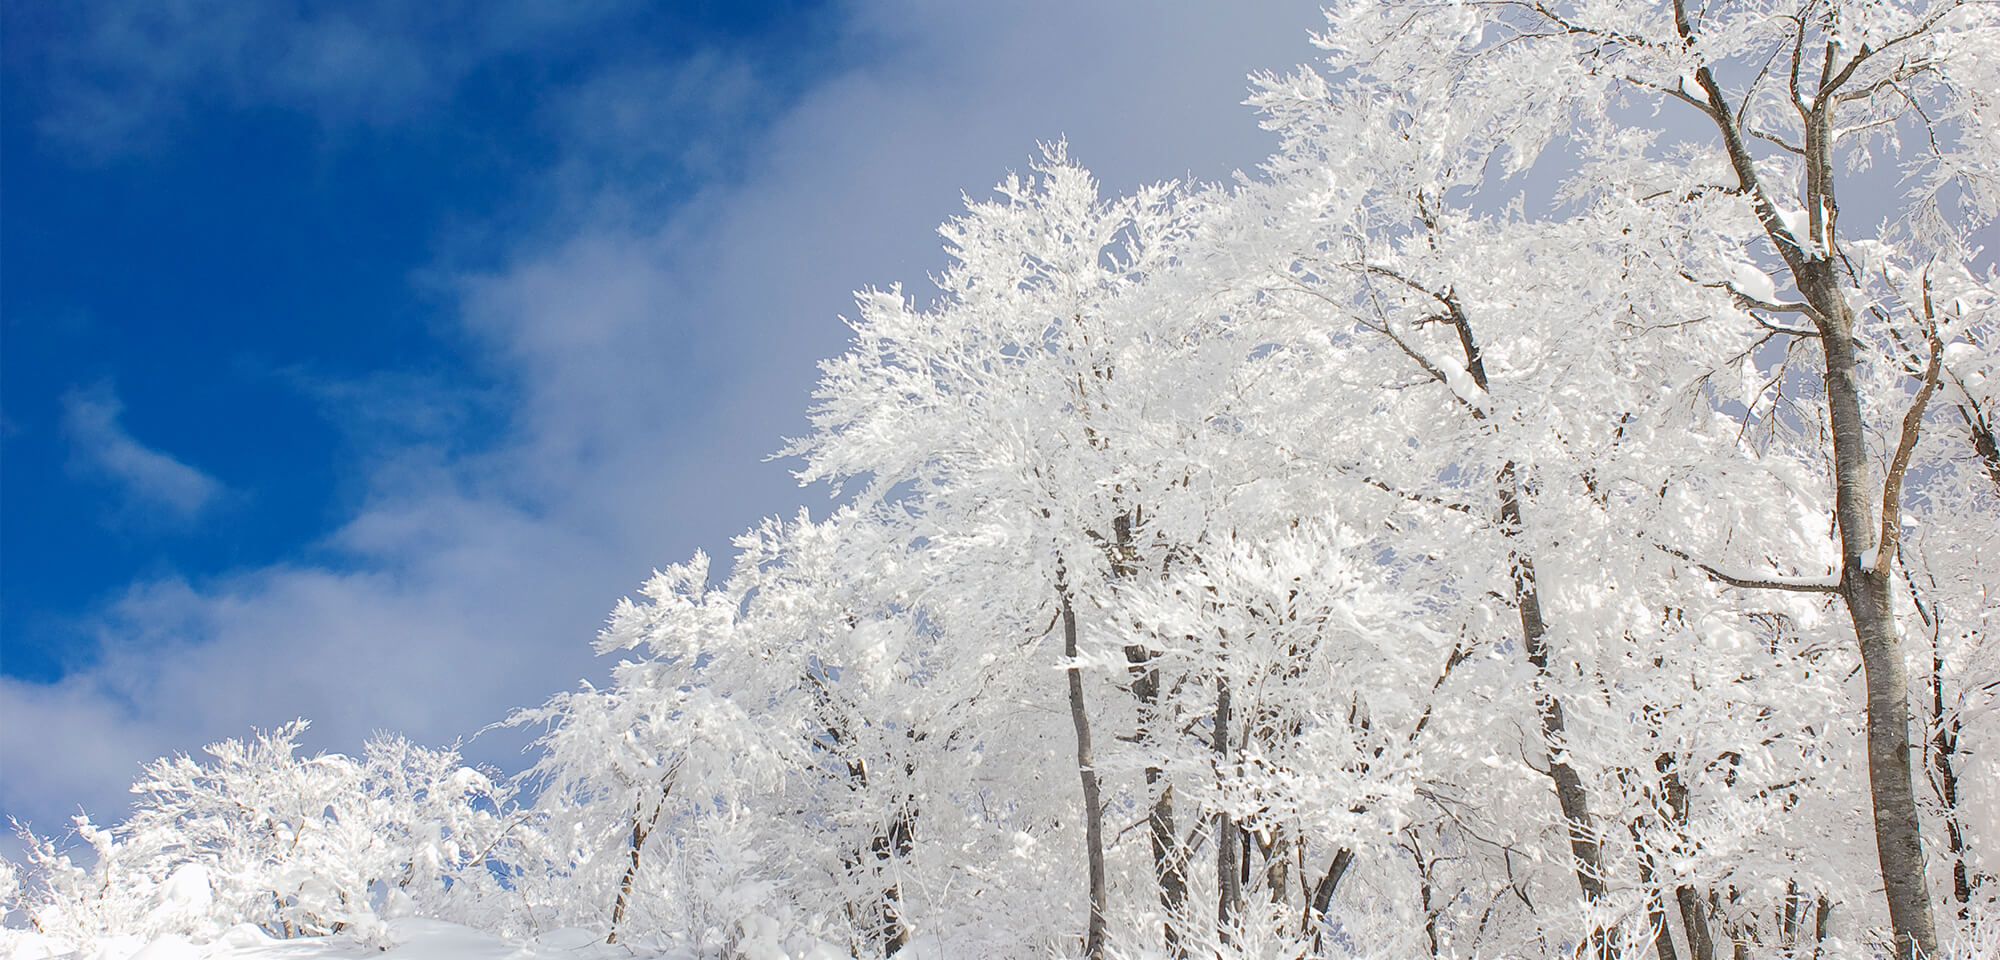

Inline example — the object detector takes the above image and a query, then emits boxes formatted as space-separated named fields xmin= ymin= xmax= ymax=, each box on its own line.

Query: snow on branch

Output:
xmin=1655 ymin=544 xmax=1841 ymax=593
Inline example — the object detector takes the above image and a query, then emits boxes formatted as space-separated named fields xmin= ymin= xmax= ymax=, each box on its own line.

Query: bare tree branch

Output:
xmin=1877 ymin=291 xmax=1945 ymax=570
xmin=1655 ymin=544 xmax=1841 ymax=593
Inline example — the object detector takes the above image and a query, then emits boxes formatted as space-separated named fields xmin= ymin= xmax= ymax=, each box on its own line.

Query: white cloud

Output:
xmin=60 ymin=382 xmax=222 ymax=522
xmin=3 ymin=0 xmax=1329 ymax=848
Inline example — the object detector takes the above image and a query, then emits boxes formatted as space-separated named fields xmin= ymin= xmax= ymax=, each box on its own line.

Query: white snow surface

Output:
xmin=0 ymin=920 xmax=732 ymax=960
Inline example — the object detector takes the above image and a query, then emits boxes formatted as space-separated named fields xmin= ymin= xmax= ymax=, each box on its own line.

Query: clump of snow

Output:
xmin=1774 ymin=206 xmax=1811 ymax=244
xmin=212 ymin=927 xmax=274 ymax=951
xmin=148 ymin=864 xmax=213 ymax=926
xmin=127 ymin=936 xmax=202 ymax=960
xmin=1729 ymin=261 xmax=1779 ymax=303
xmin=3 ymin=931 xmax=81 ymax=960
xmin=1431 ymin=351 xmax=1490 ymax=411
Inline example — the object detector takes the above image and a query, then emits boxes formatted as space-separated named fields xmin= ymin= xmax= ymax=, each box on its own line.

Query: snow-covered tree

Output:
xmin=10 ymin=5 xmax=1993 ymax=959
xmin=5 ymin=722 xmax=510 ymax=949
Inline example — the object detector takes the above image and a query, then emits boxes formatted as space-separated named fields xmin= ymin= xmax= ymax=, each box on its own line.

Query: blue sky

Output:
xmin=1 ymin=0 xmax=1325 ymax=843
xmin=3 ymin=0 xmax=832 ymax=680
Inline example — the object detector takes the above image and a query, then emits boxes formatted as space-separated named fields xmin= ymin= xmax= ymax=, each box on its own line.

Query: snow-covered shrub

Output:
xmin=1 ymin=722 xmax=512 ymax=950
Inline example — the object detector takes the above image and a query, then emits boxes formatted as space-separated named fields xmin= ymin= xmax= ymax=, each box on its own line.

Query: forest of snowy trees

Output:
xmin=5 ymin=0 xmax=1996 ymax=958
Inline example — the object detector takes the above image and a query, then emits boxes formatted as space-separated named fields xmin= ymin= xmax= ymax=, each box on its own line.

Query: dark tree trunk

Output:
xmin=1930 ymin=637 xmax=1975 ymax=918
xmin=875 ymin=806 xmax=915 ymax=955
xmin=1673 ymin=886 xmax=1715 ymax=960
xmin=1657 ymin=759 xmax=1715 ymax=960
xmin=1264 ymin=824 xmax=1291 ymax=906
xmin=1960 ymin=405 xmax=2000 ymax=491
xmin=1146 ymin=777 xmax=1186 ymax=958
xmin=1215 ymin=678 xmax=1240 ymax=943
xmin=1632 ymin=821 xmax=1679 ymax=960
xmin=1115 ymin=511 xmax=1188 ymax=958
xmin=1130 ymin=645 xmax=1186 ymax=957
xmin=607 ymin=805 xmax=647 ymax=944
xmin=1308 ymin=846 xmax=1354 ymax=953
xmin=1814 ymin=896 xmax=1833 ymax=957
xmin=608 ymin=767 xmax=676 ymax=944
xmin=1502 ymin=467 xmax=1612 ymax=960
xmin=1059 ymin=582 xmax=1108 ymax=960
xmin=1439 ymin=289 xmax=1612 ymax=938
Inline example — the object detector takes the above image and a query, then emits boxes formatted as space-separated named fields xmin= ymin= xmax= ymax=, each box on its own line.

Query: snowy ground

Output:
xmin=0 ymin=918 xmax=945 ymax=960
xmin=5 ymin=920 xmax=637 ymax=960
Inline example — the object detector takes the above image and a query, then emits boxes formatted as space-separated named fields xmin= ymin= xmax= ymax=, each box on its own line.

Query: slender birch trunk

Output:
xmin=608 ymin=764 xmax=677 ymax=944
xmin=1668 ymin=8 xmax=1941 ymax=948
xmin=1263 ymin=824 xmax=1291 ymax=907
xmin=1430 ymin=288 xmax=1613 ymax=935
xmin=1632 ymin=820 xmax=1679 ymax=960
xmin=1308 ymin=846 xmax=1354 ymax=952
xmin=1215 ymin=677 xmax=1240 ymax=944
xmin=874 ymin=806 xmax=914 ymax=955
xmin=1658 ymin=757 xmax=1716 ymax=960
xmin=1058 ymin=575 xmax=1108 ymax=960
xmin=1909 ymin=574 xmax=1978 ymax=920
xmin=1933 ymin=653 xmax=1974 ymax=917
xmin=1502 ymin=475 xmax=1609 ymax=903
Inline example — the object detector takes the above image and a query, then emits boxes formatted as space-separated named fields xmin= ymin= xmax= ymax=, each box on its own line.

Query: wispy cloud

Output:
xmin=544 ymin=50 xmax=768 ymax=207
xmin=60 ymin=382 xmax=222 ymax=522
xmin=24 ymin=0 xmax=640 ymax=157
xmin=268 ymin=365 xmax=497 ymax=455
